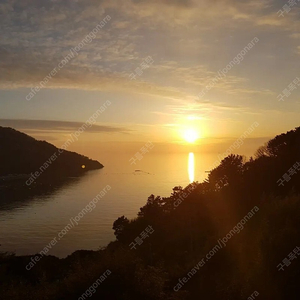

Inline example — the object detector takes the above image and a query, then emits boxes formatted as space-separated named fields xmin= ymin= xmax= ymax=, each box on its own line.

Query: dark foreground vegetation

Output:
xmin=1 ymin=127 xmax=300 ymax=299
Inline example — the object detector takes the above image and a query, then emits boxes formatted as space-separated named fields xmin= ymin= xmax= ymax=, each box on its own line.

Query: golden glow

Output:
xmin=188 ymin=152 xmax=194 ymax=183
xmin=183 ymin=128 xmax=199 ymax=143
xmin=81 ymin=165 xmax=86 ymax=169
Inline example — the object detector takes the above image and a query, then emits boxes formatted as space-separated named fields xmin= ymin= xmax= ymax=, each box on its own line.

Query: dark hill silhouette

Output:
xmin=0 ymin=126 xmax=103 ymax=179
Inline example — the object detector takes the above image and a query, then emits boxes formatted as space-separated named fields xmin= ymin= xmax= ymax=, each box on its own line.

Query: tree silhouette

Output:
xmin=208 ymin=154 xmax=244 ymax=189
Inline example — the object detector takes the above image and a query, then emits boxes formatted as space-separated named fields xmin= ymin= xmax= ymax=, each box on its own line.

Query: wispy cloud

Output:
xmin=0 ymin=0 xmax=299 ymax=107
xmin=0 ymin=119 xmax=129 ymax=134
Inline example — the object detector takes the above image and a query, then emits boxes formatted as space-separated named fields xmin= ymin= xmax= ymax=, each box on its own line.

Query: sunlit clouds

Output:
xmin=1 ymin=0 xmax=300 ymax=149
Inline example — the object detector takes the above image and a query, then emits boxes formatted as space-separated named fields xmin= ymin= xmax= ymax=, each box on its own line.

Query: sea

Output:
xmin=0 ymin=152 xmax=223 ymax=257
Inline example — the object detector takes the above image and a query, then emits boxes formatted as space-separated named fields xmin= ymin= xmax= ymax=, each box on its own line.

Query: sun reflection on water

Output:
xmin=188 ymin=152 xmax=194 ymax=183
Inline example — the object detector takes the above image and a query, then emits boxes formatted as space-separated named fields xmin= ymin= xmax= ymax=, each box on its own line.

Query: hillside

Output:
xmin=0 ymin=127 xmax=103 ymax=179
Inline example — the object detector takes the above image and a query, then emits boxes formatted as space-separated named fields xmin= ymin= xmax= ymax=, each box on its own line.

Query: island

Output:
xmin=0 ymin=126 xmax=103 ymax=186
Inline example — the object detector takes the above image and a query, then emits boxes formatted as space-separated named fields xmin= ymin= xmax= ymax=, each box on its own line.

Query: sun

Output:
xmin=183 ymin=128 xmax=199 ymax=143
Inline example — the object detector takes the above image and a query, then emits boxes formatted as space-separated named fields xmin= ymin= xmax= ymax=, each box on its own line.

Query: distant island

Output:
xmin=0 ymin=127 xmax=103 ymax=185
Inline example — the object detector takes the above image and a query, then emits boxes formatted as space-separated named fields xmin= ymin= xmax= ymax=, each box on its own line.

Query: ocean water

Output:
xmin=0 ymin=152 xmax=218 ymax=257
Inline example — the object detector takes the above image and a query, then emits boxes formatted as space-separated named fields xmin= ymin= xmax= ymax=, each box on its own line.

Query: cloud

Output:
xmin=0 ymin=0 xmax=298 ymax=107
xmin=0 ymin=119 xmax=129 ymax=134
xmin=131 ymin=0 xmax=193 ymax=7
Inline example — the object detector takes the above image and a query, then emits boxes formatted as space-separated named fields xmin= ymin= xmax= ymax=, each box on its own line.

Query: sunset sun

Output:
xmin=183 ymin=128 xmax=199 ymax=143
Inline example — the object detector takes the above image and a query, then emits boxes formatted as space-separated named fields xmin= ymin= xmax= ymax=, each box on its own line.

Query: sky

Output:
xmin=0 ymin=0 xmax=299 ymax=156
